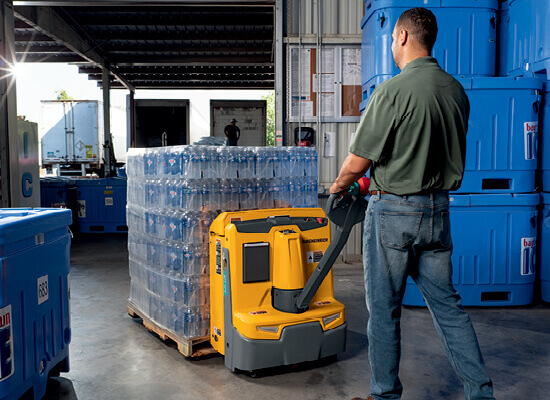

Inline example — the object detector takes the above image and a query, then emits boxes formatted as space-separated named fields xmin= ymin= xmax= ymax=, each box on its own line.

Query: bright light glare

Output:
xmin=12 ymin=63 xmax=24 ymax=79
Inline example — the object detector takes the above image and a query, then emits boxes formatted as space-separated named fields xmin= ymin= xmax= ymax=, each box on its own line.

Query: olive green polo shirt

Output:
xmin=350 ymin=57 xmax=469 ymax=195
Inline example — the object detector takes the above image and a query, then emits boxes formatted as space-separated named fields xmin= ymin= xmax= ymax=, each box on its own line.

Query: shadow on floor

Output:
xmin=43 ymin=377 xmax=78 ymax=400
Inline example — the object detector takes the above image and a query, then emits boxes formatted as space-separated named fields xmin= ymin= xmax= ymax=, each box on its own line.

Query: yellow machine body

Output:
xmin=209 ymin=208 xmax=346 ymax=370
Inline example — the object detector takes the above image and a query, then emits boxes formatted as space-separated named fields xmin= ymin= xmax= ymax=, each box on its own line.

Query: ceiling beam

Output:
xmin=88 ymin=74 xmax=274 ymax=82
xmin=109 ymin=56 xmax=273 ymax=66
xmin=16 ymin=53 xmax=84 ymax=62
xmin=73 ymin=15 xmax=273 ymax=27
xmin=78 ymin=65 xmax=274 ymax=75
xmin=15 ymin=6 xmax=135 ymax=91
xmin=88 ymin=30 xmax=273 ymax=41
xmin=15 ymin=1 xmax=275 ymax=5
xmin=100 ymin=45 xmax=272 ymax=53
xmin=99 ymin=82 xmax=274 ymax=90
xmin=15 ymin=32 xmax=57 ymax=42
xmin=16 ymin=44 xmax=71 ymax=52
xmin=87 ymin=72 xmax=274 ymax=78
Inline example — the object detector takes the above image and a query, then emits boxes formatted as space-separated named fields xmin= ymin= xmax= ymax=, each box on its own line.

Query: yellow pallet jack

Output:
xmin=209 ymin=178 xmax=370 ymax=373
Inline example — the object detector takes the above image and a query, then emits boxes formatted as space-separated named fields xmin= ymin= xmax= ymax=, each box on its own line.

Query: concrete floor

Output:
xmin=43 ymin=234 xmax=550 ymax=400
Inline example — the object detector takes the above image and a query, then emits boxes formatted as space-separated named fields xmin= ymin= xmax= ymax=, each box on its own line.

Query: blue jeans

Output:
xmin=363 ymin=192 xmax=495 ymax=400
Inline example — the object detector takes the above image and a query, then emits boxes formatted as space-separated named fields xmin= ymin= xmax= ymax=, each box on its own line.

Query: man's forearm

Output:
xmin=330 ymin=153 xmax=372 ymax=194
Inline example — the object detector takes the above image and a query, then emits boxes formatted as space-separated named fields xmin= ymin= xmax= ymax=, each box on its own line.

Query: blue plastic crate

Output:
xmin=361 ymin=74 xmax=393 ymax=104
xmin=403 ymin=193 xmax=539 ymax=306
xmin=359 ymin=98 xmax=368 ymax=113
xmin=75 ymin=177 xmax=128 ymax=233
xmin=359 ymin=76 xmax=540 ymax=193
xmin=498 ymin=0 xmax=550 ymax=80
xmin=0 ymin=208 xmax=71 ymax=400
xmin=40 ymin=178 xmax=76 ymax=209
xmin=542 ymin=82 xmax=550 ymax=192
xmin=361 ymin=0 xmax=498 ymax=86
xmin=452 ymin=77 xmax=542 ymax=193
xmin=540 ymin=193 xmax=550 ymax=303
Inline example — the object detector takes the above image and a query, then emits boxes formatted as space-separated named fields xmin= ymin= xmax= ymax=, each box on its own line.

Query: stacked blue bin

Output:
xmin=360 ymin=0 xmax=542 ymax=305
xmin=75 ymin=177 xmax=128 ymax=233
xmin=541 ymin=193 xmax=550 ymax=303
xmin=499 ymin=0 xmax=550 ymax=302
xmin=498 ymin=0 xmax=550 ymax=81
xmin=40 ymin=177 xmax=76 ymax=209
xmin=40 ymin=177 xmax=77 ymax=230
xmin=542 ymin=83 xmax=550 ymax=302
xmin=360 ymin=0 xmax=498 ymax=110
xmin=543 ymin=82 xmax=550 ymax=192
xmin=450 ymin=77 xmax=541 ymax=194
xmin=0 ymin=208 xmax=71 ymax=400
xmin=403 ymin=194 xmax=539 ymax=306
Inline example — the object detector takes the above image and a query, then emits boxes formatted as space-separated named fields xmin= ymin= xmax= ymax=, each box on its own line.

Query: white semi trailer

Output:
xmin=40 ymin=100 xmax=127 ymax=175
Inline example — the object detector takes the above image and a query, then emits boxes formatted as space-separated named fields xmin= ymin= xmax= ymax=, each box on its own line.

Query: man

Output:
xmin=330 ymin=8 xmax=495 ymax=400
xmin=224 ymin=118 xmax=241 ymax=146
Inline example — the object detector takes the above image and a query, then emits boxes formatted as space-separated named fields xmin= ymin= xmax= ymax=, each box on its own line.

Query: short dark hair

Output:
xmin=396 ymin=7 xmax=438 ymax=52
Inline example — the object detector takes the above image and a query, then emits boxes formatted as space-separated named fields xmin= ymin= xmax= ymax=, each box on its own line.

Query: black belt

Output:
xmin=369 ymin=190 xmax=449 ymax=196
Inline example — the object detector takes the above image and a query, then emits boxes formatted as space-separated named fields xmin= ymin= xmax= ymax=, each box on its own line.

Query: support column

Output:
xmin=128 ymin=90 xmax=135 ymax=148
xmin=0 ymin=0 xmax=17 ymax=207
xmin=275 ymin=0 xmax=286 ymax=146
xmin=102 ymin=66 xmax=112 ymax=177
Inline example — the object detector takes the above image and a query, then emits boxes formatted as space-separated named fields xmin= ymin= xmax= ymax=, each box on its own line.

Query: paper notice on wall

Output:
xmin=320 ymin=93 xmax=335 ymax=117
xmin=291 ymin=100 xmax=314 ymax=118
xmin=291 ymin=48 xmax=311 ymax=98
xmin=321 ymin=48 xmax=335 ymax=73
xmin=313 ymin=74 xmax=335 ymax=93
xmin=343 ymin=48 xmax=362 ymax=85
xmin=323 ymin=132 xmax=336 ymax=158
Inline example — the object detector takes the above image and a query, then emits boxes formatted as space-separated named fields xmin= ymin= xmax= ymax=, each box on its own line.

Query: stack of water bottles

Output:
xmin=126 ymin=145 xmax=318 ymax=340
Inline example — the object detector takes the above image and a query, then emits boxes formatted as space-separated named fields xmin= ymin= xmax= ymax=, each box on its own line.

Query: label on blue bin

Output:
xmin=524 ymin=122 xmax=538 ymax=160
xmin=520 ymin=237 xmax=536 ymax=276
xmin=77 ymin=200 xmax=86 ymax=218
xmin=0 ymin=305 xmax=14 ymax=381
xmin=37 ymin=275 xmax=49 ymax=305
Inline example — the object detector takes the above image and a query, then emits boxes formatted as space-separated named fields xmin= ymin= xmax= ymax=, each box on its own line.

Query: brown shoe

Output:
xmin=351 ymin=397 xmax=375 ymax=400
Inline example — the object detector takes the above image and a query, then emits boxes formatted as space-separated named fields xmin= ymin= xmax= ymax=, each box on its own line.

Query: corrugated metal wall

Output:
xmin=284 ymin=0 xmax=365 ymax=260
xmin=290 ymin=122 xmax=363 ymax=261
xmin=287 ymin=0 xmax=364 ymax=36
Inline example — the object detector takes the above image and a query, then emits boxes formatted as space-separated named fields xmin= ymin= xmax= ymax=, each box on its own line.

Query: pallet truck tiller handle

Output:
xmin=293 ymin=177 xmax=370 ymax=313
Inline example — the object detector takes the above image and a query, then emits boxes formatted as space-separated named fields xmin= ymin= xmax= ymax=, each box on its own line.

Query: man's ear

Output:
xmin=399 ymin=28 xmax=408 ymax=46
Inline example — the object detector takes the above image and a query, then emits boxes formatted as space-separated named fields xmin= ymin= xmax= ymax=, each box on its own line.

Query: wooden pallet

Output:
xmin=127 ymin=301 xmax=216 ymax=358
